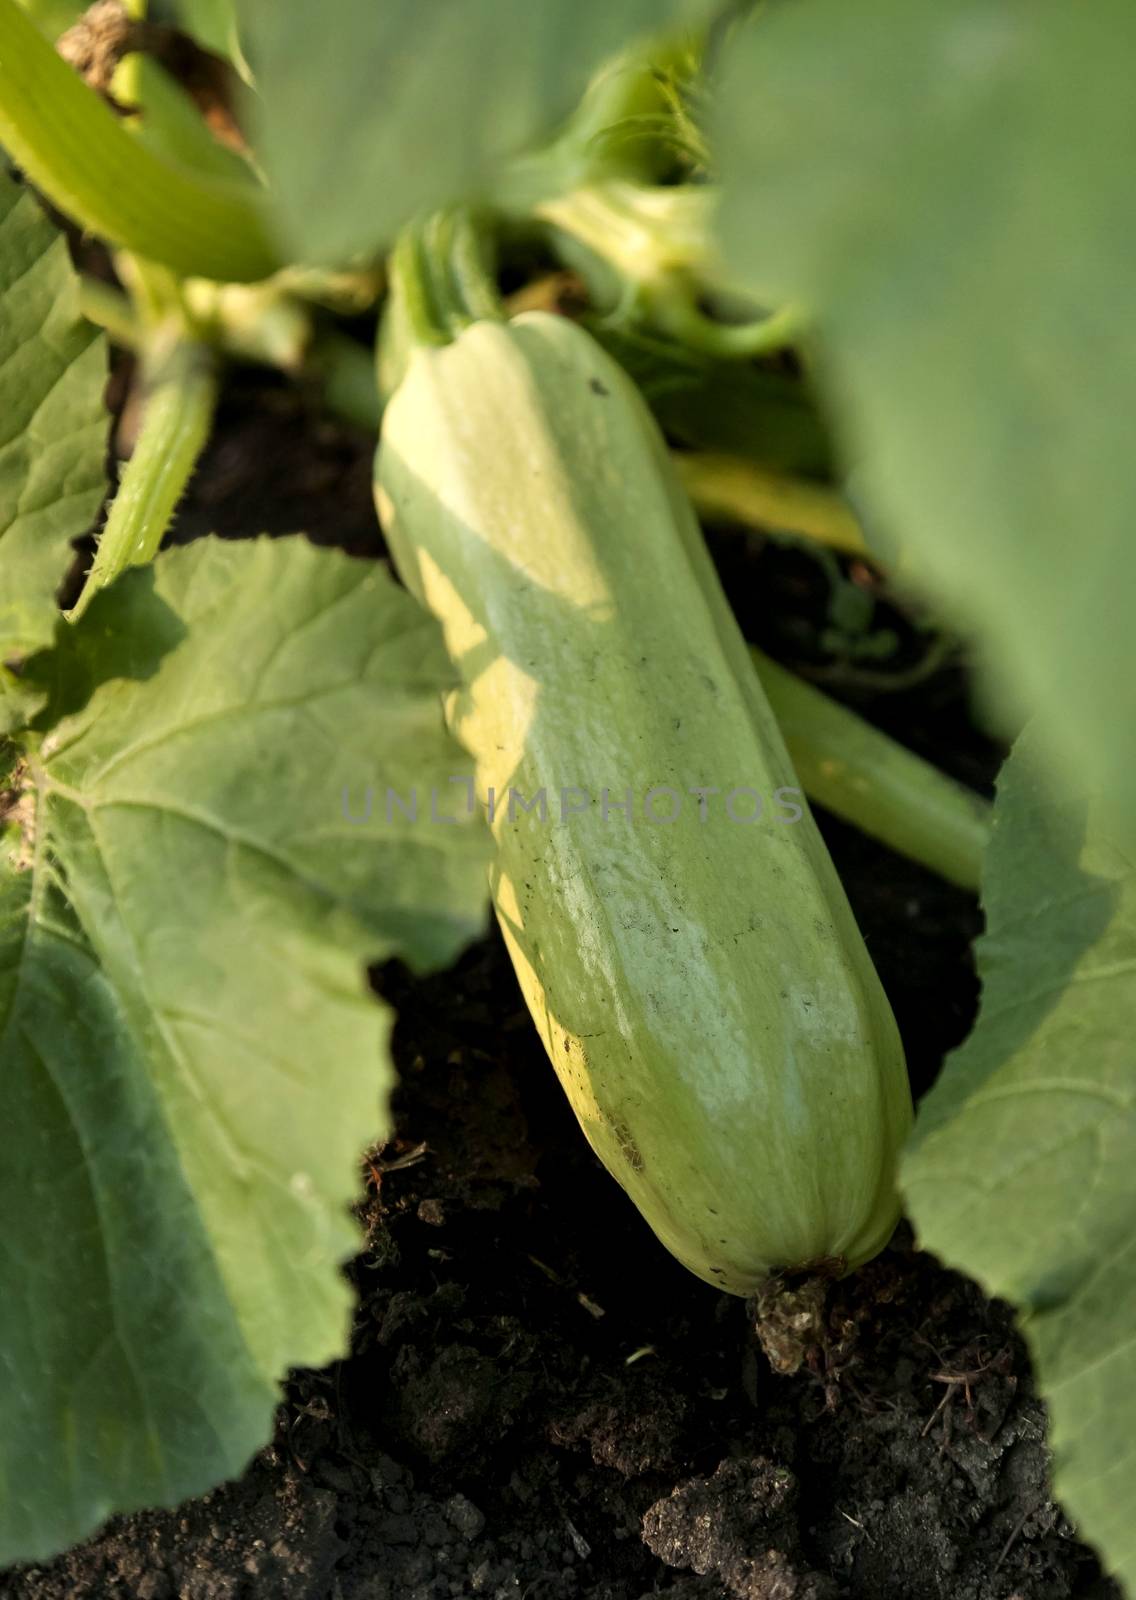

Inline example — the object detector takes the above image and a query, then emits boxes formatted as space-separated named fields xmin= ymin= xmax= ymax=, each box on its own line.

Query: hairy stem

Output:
xmin=70 ymin=341 xmax=218 ymax=619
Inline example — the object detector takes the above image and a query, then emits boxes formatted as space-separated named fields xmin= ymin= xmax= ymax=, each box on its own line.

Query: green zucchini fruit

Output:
xmin=375 ymin=307 xmax=912 ymax=1295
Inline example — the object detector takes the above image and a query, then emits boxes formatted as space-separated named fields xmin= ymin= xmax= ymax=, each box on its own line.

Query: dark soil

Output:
xmin=2 ymin=376 xmax=1119 ymax=1600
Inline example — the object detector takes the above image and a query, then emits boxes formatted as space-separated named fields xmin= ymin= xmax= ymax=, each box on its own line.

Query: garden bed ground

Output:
xmin=0 ymin=373 xmax=1120 ymax=1600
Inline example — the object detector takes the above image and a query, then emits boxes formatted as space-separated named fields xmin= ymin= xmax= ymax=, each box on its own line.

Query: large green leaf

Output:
xmin=714 ymin=0 xmax=1136 ymax=847
xmin=903 ymin=724 xmax=1136 ymax=1592
xmin=238 ymin=0 xmax=712 ymax=264
xmin=0 ymin=536 xmax=488 ymax=1563
xmin=14 ymin=0 xmax=82 ymax=38
xmin=0 ymin=169 xmax=106 ymax=662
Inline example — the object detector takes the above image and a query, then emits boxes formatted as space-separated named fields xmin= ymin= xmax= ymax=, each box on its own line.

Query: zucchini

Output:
xmin=376 ymin=301 xmax=912 ymax=1295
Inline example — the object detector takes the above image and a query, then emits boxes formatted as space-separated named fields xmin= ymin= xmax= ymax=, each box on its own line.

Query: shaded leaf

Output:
xmin=0 ymin=169 xmax=106 ymax=663
xmin=904 ymin=724 xmax=1136 ymax=1591
xmin=0 ymin=536 xmax=488 ymax=1562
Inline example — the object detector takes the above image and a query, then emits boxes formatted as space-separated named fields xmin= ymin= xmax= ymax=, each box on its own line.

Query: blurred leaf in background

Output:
xmin=715 ymin=0 xmax=1136 ymax=849
xmin=237 ymin=0 xmax=714 ymax=264
xmin=14 ymin=0 xmax=82 ymax=38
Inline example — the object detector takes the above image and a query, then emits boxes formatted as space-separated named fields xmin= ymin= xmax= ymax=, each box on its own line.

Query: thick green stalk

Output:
xmin=447 ymin=210 xmax=506 ymax=325
xmin=0 ymin=0 xmax=277 ymax=281
xmin=751 ymin=647 xmax=991 ymax=890
xmin=377 ymin=226 xmax=448 ymax=401
xmin=379 ymin=213 xmax=504 ymax=400
xmin=70 ymin=342 xmax=218 ymax=619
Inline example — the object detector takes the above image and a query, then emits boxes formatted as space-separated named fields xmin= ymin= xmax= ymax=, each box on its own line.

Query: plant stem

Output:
xmin=388 ymin=227 xmax=448 ymax=346
xmin=531 ymin=181 xmax=805 ymax=358
xmin=448 ymin=210 xmax=505 ymax=325
xmin=379 ymin=211 xmax=504 ymax=399
xmin=377 ymin=225 xmax=448 ymax=401
xmin=69 ymin=341 xmax=219 ymax=620
xmin=676 ymin=452 xmax=870 ymax=560
xmin=751 ymin=647 xmax=991 ymax=890
xmin=78 ymin=278 xmax=143 ymax=349
xmin=0 ymin=0 xmax=276 ymax=281
xmin=648 ymin=294 xmax=806 ymax=360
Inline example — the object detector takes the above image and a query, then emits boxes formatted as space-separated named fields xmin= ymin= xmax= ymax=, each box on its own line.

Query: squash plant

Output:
xmin=0 ymin=0 xmax=1133 ymax=1592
